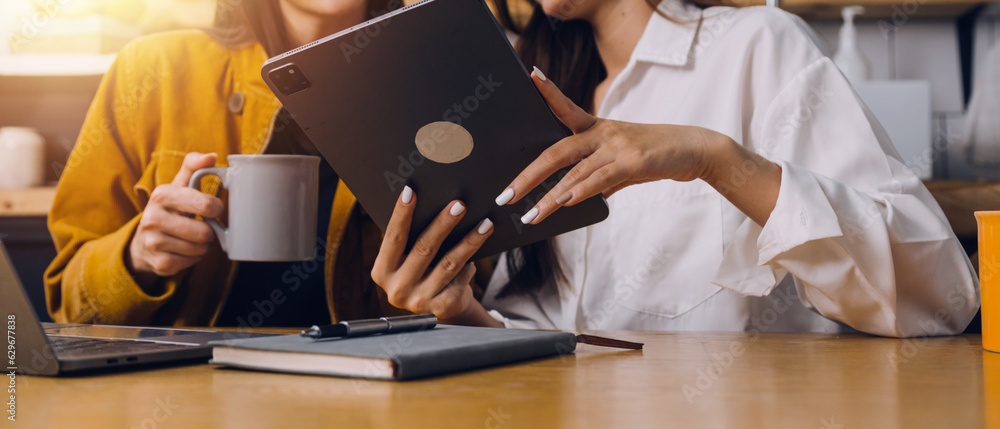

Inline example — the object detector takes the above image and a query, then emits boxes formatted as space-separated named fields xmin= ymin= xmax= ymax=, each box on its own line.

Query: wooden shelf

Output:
xmin=925 ymin=180 xmax=1000 ymax=238
xmin=0 ymin=53 xmax=116 ymax=76
xmin=0 ymin=187 xmax=56 ymax=217
xmin=751 ymin=0 xmax=988 ymax=19
xmin=499 ymin=0 xmax=987 ymax=21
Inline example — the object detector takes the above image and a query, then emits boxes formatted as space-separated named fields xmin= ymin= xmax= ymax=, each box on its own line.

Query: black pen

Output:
xmin=300 ymin=314 xmax=438 ymax=339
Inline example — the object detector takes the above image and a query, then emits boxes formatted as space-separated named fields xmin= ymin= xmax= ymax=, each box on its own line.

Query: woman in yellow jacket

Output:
xmin=43 ymin=0 xmax=425 ymax=327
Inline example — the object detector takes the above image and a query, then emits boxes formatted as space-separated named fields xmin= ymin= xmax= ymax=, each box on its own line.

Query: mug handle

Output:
xmin=188 ymin=167 xmax=229 ymax=252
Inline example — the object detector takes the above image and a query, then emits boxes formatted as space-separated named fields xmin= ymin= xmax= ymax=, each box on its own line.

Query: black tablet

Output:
xmin=261 ymin=0 xmax=608 ymax=260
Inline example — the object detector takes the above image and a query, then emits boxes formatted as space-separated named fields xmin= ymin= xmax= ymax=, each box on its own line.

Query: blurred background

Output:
xmin=0 ymin=0 xmax=998 ymax=324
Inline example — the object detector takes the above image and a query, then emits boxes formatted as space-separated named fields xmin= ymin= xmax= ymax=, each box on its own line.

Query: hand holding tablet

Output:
xmin=262 ymin=0 xmax=608 ymax=262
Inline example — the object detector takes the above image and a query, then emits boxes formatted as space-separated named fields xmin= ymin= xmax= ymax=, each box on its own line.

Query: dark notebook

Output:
xmin=209 ymin=325 xmax=577 ymax=380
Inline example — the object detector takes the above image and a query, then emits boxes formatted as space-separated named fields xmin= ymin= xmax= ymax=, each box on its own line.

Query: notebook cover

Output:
xmin=209 ymin=325 xmax=577 ymax=380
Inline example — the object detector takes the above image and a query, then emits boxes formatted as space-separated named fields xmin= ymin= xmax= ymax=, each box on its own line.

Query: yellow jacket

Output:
xmin=44 ymin=30 xmax=406 ymax=326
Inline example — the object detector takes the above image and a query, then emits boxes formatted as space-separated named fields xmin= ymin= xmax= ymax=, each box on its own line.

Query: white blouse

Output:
xmin=482 ymin=0 xmax=980 ymax=337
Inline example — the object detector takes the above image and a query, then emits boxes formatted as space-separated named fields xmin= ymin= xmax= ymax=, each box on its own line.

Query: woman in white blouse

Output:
xmin=370 ymin=0 xmax=980 ymax=337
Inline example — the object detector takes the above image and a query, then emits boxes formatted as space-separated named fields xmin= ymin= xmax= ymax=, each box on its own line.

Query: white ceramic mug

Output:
xmin=0 ymin=127 xmax=45 ymax=189
xmin=189 ymin=155 xmax=320 ymax=261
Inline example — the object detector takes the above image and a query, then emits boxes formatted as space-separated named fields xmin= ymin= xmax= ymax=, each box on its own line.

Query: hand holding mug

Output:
xmin=127 ymin=152 xmax=321 ymax=285
xmin=127 ymin=152 xmax=224 ymax=280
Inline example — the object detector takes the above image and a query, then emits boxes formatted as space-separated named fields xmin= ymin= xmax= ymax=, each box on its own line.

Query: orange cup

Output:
xmin=976 ymin=211 xmax=1000 ymax=353
xmin=986 ymin=351 xmax=1000 ymax=428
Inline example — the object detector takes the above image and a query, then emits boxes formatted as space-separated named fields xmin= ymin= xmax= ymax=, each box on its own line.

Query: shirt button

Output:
xmin=228 ymin=91 xmax=245 ymax=114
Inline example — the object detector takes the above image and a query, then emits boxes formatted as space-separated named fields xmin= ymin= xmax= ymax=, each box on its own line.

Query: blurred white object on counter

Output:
xmin=853 ymin=81 xmax=932 ymax=179
xmin=833 ymin=6 xmax=871 ymax=84
xmin=960 ymin=43 xmax=1000 ymax=181
xmin=0 ymin=127 xmax=46 ymax=189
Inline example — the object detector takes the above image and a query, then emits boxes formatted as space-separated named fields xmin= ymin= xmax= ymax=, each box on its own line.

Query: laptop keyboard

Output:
xmin=48 ymin=336 xmax=194 ymax=357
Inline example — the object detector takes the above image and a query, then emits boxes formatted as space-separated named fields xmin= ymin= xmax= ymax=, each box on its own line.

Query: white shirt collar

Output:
xmin=632 ymin=0 xmax=730 ymax=67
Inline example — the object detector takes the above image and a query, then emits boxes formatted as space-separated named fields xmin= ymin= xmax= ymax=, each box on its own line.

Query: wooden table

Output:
xmin=11 ymin=330 xmax=996 ymax=428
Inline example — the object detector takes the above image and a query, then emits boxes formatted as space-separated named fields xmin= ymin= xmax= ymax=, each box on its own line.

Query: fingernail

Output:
xmin=401 ymin=186 xmax=414 ymax=204
xmin=495 ymin=188 xmax=515 ymax=206
xmin=556 ymin=192 xmax=572 ymax=205
xmin=532 ymin=66 xmax=547 ymax=82
xmin=520 ymin=207 xmax=539 ymax=224
xmin=450 ymin=201 xmax=465 ymax=216
xmin=477 ymin=218 xmax=494 ymax=235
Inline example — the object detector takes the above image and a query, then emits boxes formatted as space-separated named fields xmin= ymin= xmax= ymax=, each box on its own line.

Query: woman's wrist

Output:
xmin=698 ymin=131 xmax=744 ymax=190
xmin=125 ymin=236 xmax=162 ymax=293
xmin=698 ymin=131 xmax=782 ymax=225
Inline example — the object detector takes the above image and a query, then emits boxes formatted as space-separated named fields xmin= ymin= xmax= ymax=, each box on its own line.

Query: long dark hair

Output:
xmin=207 ymin=0 xmax=397 ymax=56
xmin=492 ymin=0 xmax=722 ymax=298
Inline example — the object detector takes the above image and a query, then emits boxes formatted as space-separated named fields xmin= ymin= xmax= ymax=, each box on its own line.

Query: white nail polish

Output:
xmin=495 ymin=188 xmax=515 ymax=206
xmin=520 ymin=207 xmax=539 ymax=224
xmin=478 ymin=218 xmax=494 ymax=235
xmin=450 ymin=202 xmax=465 ymax=216
xmin=401 ymin=186 xmax=413 ymax=204
xmin=532 ymin=66 xmax=547 ymax=82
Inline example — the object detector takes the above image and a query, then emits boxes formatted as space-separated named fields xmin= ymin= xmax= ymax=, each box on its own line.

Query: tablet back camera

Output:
xmin=269 ymin=64 xmax=311 ymax=96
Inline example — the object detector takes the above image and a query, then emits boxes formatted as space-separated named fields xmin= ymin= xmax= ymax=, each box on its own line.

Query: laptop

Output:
xmin=0 ymin=239 xmax=262 ymax=375
xmin=261 ymin=0 xmax=609 ymax=260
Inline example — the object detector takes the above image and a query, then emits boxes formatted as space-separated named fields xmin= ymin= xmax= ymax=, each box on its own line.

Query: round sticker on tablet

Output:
xmin=415 ymin=121 xmax=474 ymax=164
